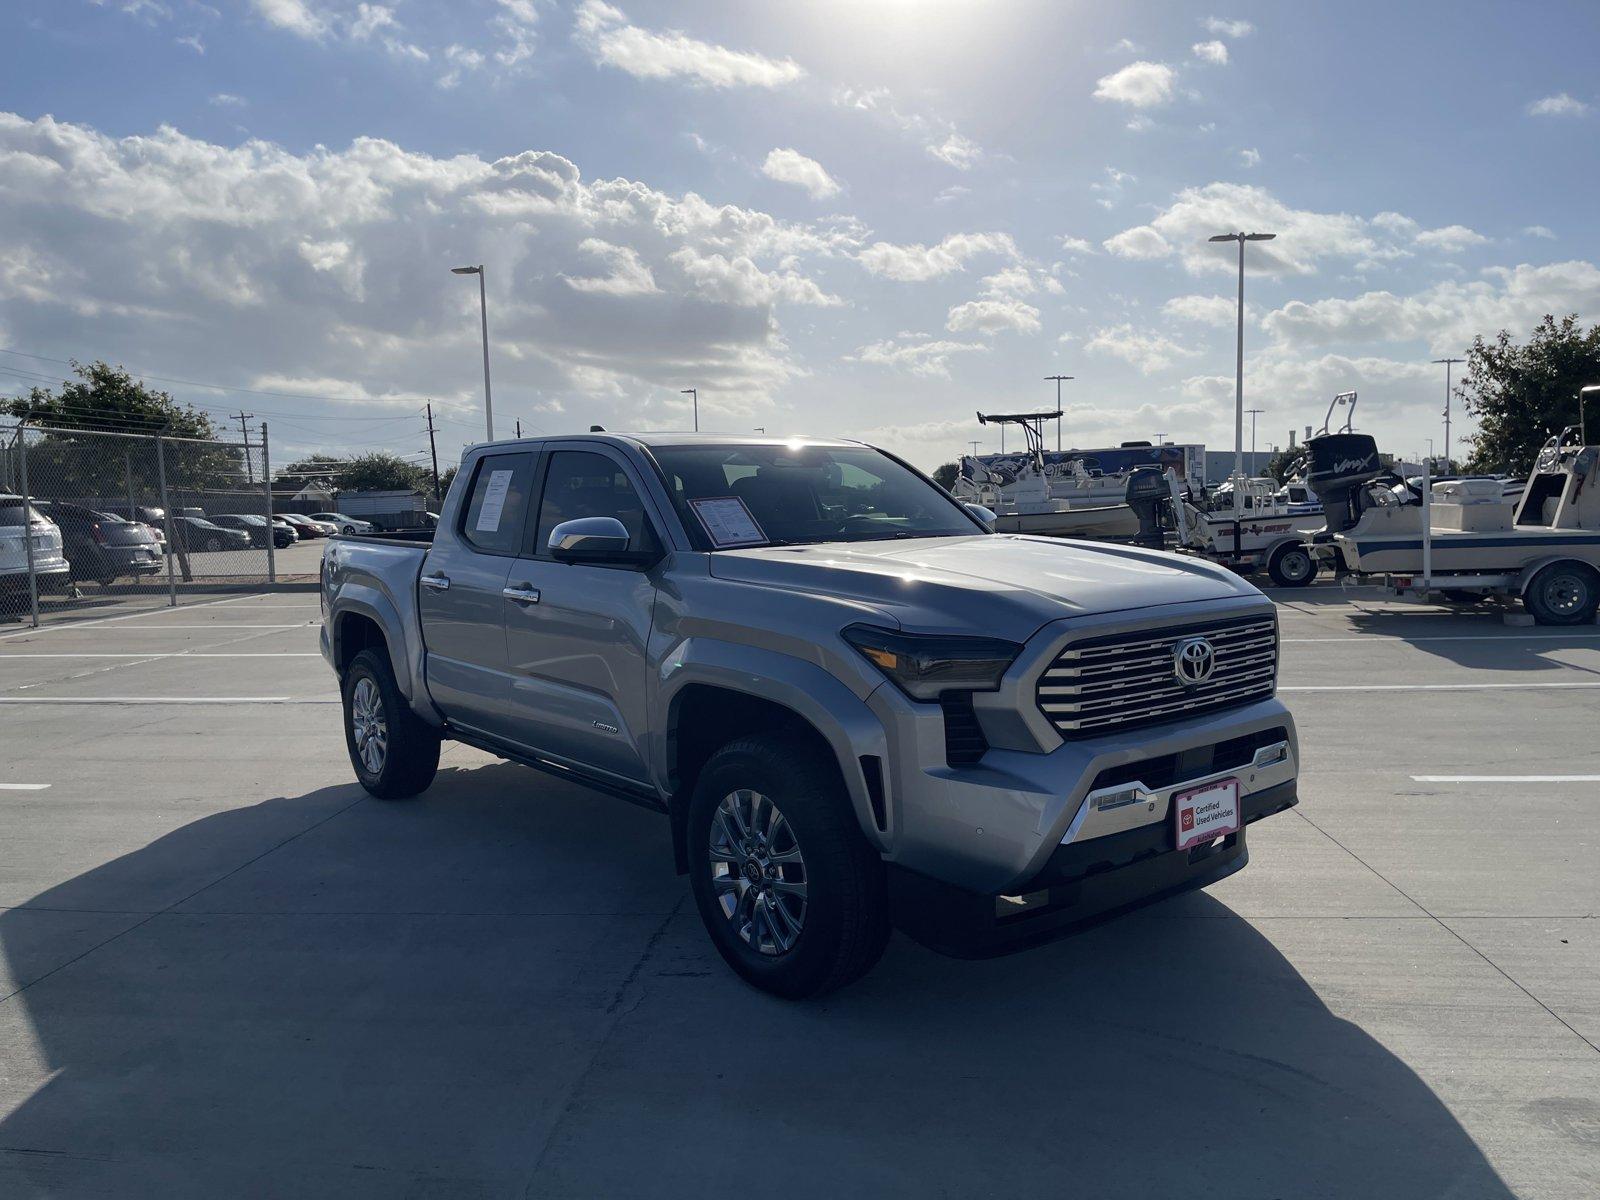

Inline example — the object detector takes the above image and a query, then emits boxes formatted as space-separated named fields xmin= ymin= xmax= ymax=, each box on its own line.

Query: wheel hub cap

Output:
xmin=708 ymin=789 xmax=808 ymax=957
xmin=351 ymin=677 xmax=387 ymax=774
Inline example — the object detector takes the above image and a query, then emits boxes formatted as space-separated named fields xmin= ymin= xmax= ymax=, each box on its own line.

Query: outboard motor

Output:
xmin=1124 ymin=466 xmax=1172 ymax=548
xmin=1305 ymin=432 xmax=1384 ymax=540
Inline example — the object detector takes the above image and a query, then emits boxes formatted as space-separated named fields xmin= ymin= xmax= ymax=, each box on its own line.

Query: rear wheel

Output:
xmin=342 ymin=647 xmax=441 ymax=798
xmin=687 ymin=733 xmax=889 ymax=998
xmin=1266 ymin=542 xmax=1316 ymax=587
xmin=203 ymin=536 xmax=221 ymax=552
xmin=1523 ymin=563 xmax=1600 ymax=626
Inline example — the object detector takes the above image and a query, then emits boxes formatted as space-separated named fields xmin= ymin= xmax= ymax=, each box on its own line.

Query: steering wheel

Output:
xmin=1535 ymin=427 xmax=1582 ymax=474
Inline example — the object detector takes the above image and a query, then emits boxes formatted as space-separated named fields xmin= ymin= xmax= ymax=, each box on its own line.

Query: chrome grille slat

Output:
xmin=1038 ymin=616 xmax=1278 ymax=738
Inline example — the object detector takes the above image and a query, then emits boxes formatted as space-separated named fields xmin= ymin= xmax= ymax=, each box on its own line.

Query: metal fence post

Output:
xmin=261 ymin=422 xmax=276 ymax=584
xmin=17 ymin=422 xmax=40 ymax=628
xmin=155 ymin=431 xmax=178 ymax=608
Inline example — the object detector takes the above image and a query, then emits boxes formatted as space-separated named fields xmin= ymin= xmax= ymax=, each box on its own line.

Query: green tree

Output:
xmin=3 ymin=360 xmax=216 ymax=438
xmin=1263 ymin=446 xmax=1304 ymax=484
xmin=335 ymin=453 xmax=428 ymax=492
xmin=931 ymin=461 xmax=960 ymax=490
xmin=1461 ymin=315 xmax=1600 ymax=474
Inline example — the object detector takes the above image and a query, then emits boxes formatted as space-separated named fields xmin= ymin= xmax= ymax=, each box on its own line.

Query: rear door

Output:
xmin=500 ymin=446 xmax=663 ymax=786
xmin=417 ymin=449 xmax=537 ymax=741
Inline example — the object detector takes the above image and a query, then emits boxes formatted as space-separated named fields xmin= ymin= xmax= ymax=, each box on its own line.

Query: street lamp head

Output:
xmin=1580 ymin=385 xmax=1600 ymax=395
xmin=450 ymin=265 xmax=481 ymax=275
xmin=1207 ymin=233 xmax=1239 ymax=243
xmin=1243 ymin=232 xmax=1276 ymax=242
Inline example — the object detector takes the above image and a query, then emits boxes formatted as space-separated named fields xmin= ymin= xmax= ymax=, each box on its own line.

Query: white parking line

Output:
xmin=1408 ymin=780 xmax=1600 ymax=790
xmin=0 ymin=595 xmax=320 ymax=640
xmin=0 ymin=696 xmax=335 ymax=705
xmin=1282 ymin=682 xmax=1600 ymax=692
xmin=0 ymin=783 xmax=51 ymax=790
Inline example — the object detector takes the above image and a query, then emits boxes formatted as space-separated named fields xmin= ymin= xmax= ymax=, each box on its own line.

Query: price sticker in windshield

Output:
xmin=689 ymin=497 xmax=768 ymax=548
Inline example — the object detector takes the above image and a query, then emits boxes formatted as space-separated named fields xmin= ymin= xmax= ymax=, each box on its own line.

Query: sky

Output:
xmin=1 ymin=0 xmax=1598 ymax=474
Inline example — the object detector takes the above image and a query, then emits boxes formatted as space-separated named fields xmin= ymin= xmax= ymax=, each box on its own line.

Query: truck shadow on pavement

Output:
xmin=0 ymin=763 xmax=1515 ymax=1198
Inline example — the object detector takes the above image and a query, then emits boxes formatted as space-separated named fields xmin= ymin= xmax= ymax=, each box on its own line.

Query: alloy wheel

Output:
xmin=708 ymin=789 xmax=808 ymax=956
xmin=351 ymin=676 xmax=388 ymax=774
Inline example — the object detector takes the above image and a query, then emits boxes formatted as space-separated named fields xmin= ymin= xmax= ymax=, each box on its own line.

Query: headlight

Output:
xmin=842 ymin=624 xmax=1021 ymax=701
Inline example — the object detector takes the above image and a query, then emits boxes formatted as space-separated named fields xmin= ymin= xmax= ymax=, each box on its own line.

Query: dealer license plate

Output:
xmin=1174 ymin=778 xmax=1240 ymax=851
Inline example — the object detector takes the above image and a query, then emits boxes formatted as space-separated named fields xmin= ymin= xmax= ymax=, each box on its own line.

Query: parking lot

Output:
xmin=0 ymin=587 xmax=1596 ymax=1198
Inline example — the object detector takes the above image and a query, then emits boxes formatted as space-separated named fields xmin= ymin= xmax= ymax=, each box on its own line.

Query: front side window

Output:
xmin=651 ymin=443 xmax=981 ymax=547
xmin=533 ymin=451 xmax=658 ymax=556
xmin=459 ymin=452 xmax=535 ymax=554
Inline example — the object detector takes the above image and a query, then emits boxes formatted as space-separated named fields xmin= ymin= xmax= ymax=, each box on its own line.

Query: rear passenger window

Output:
xmin=459 ymin=452 xmax=535 ymax=554
xmin=533 ymin=451 xmax=659 ymax=557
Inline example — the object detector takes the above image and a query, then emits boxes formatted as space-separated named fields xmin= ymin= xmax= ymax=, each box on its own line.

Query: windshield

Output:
xmin=0 ymin=501 xmax=48 ymax=526
xmin=651 ymin=443 xmax=982 ymax=547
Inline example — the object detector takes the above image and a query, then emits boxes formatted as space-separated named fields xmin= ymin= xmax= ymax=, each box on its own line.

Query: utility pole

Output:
xmin=1044 ymin=374 xmax=1073 ymax=451
xmin=425 ymin=402 xmax=442 ymax=508
xmin=1208 ymin=230 xmax=1277 ymax=518
xmin=234 ymin=411 xmax=255 ymax=484
xmin=1246 ymin=407 xmax=1264 ymax=472
xmin=968 ymin=440 xmax=982 ymax=459
xmin=515 ymin=419 xmax=522 ymax=438
xmin=1153 ymin=431 xmax=1167 ymax=445
xmin=1432 ymin=357 xmax=1464 ymax=470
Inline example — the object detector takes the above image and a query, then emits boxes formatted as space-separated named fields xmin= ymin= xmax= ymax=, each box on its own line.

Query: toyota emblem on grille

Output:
xmin=1172 ymin=636 xmax=1215 ymax=687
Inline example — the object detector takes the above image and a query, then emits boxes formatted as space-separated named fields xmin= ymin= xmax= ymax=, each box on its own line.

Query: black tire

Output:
xmin=203 ymin=536 xmax=221 ymax=552
xmin=1266 ymin=542 xmax=1316 ymax=588
xmin=341 ymin=647 xmax=441 ymax=799
xmin=687 ymin=733 xmax=890 ymax=999
xmin=1523 ymin=563 xmax=1600 ymax=626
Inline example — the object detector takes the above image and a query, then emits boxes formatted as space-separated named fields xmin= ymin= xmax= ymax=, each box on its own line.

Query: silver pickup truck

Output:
xmin=321 ymin=433 xmax=1299 ymax=996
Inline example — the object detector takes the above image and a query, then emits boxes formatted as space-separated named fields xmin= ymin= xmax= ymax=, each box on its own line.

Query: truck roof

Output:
xmin=469 ymin=431 xmax=866 ymax=452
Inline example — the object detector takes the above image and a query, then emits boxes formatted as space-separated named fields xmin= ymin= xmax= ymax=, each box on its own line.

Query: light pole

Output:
xmin=1044 ymin=374 xmax=1072 ymax=451
xmin=681 ymin=388 xmax=698 ymax=432
xmin=1153 ymin=431 xmax=1167 ymax=445
xmin=1209 ymin=231 xmax=1277 ymax=516
xmin=1246 ymin=407 xmax=1264 ymax=472
xmin=451 ymin=265 xmax=494 ymax=440
xmin=1581 ymin=385 xmax=1600 ymax=446
xmin=1432 ymin=357 xmax=1464 ymax=469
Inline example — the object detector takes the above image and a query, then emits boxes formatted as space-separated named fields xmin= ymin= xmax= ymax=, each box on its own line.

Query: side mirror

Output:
xmin=963 ymin=503 xmax=997 ymax=530
xmin=548 ymin=516 xmax=654 ymax=565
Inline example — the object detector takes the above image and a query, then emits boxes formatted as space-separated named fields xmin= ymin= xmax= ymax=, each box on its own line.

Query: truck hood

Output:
xmin=708 ymin=534 xmax=1261 ymax=640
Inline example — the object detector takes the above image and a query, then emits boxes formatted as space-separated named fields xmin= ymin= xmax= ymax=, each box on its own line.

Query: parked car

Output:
xmin=271 ymin=516 xmax=301 ymax=543
xmin=1 ymin=494 xmax=71 ymax=596
xmin=322 ymin=434 xmax=1299 ymax=997
xmin=99 ymin=502 xmax=168 ymax=548
xmin=171 ymin=515 xmax=251 ymax=553
xmin=211 ymin=513 xmax=296 ymax=549
xmin=311 ymin=511 xmax=374 ymax=535
xmin=280 ymin=513 xmax=336 ymax=538
xmin=35 ymin=501 xmax=162 ymax=586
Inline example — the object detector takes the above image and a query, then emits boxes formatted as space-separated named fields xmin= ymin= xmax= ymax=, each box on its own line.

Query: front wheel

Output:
xmin=687 ymin=733 xmax=889 ymax=999
xmin=1524 ymin=563 xmax=1600 ymax=626
xmin=204 ymin=536 xmax=221 ymax=552
xmin=342 ymin=647 xmax=441 ymax=798
xmin=1267 ymin=542 xmax=1316 ymax=587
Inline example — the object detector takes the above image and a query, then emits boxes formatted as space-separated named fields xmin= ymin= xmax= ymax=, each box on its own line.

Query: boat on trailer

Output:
xmin=1304 ymin=426 xmax=1600 ymax=624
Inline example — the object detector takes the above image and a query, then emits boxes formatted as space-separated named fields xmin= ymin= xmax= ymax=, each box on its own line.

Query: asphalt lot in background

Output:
xmin=0 ymin=587 xmax=1597 ymax=1198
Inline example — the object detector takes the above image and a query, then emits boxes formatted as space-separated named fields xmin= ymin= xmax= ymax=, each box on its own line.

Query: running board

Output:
xmin=443 ymin=726 xmax=668 ymax=814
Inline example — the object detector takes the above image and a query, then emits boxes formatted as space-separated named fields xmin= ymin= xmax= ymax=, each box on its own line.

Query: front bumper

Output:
xmin=890 ymin=778 xmax=1297 ymax=958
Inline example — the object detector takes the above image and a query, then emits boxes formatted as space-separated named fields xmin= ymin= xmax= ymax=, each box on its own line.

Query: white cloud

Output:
xmin=1120 ymin=182 xmax=1410 ymax=275
xmin=1059 ymin=235 xmax=1095 ymax=255
xmin=945 ymin=298 xmax=1041 ymax=336
xmin=1413 ymin=224 xmax=1488 ymax=253
xmin=1085 ymin=324 xmax=1197 ymax=373
xmin=574 ymin=1 xmax=804 ymax=89
xmin=1528 ymin=93 xmax=1590 ymax=117
xmin=1238 ymin=147 xmax=1260 ymax=167
xmin=1371 ymin=211 xmax=1418 ymax=236
xmin=1260 ymin=261 xmax=1600 ymax=355
xmin=1161 ymin=294 xmax=1241 ymax=326
xmin=176 ymin=33 xmax=205 ymax=54
xmin=491 ymin=0 xmax=540 ymax=68
xmin=1125 ymin=115 xmax=1155 ymax=133
xmin=0 ymin=112 xmax=862 ymax=434
xmin=850 ymin=337 xmax=988 ymax=379
xmin=1203 ymin=17 xmax=1254 ymax=37
xmin=438 ymin=44 xmax=486 ymax=89
xmin=1191 ymin=40 xmax=1229 ymax=65
xmin=1524 ymin=225 xmax=1556 ymax=240
xmin=927 ymin=132 xmax=982 ymax=170
xmin=834 ymin=86 xmax=983 ymax=171
xmin=760 ymin=148 xmax=840 ymax=200
xmin=1093 ymin=61 xmax=1176 ymax=108
xmin=348 ymin=2 xmax=394 ymax=40
xmin=1103 ymin=225 xmax=1172 ymax=261
xmin=208 ymin=93 xmax=247 ymax=107
xmin=252 ymin=0 xmax=329 ymax=40
xmin=1091 ymin=166 xmax=1134 ymax=210
xmin=856 ymin=232 xmax=1018 ymax=283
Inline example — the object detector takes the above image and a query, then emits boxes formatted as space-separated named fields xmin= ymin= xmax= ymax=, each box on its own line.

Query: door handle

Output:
xmin=421 ymin=573 xmax=451 ymax=591
xmin=502 ymin=583 xmax=541 ymax=605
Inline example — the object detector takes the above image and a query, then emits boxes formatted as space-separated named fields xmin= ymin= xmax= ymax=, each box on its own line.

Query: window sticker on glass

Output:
xmin=688 ymin=496 xmax=768 ymax=548
xmin=475 ymin=469 xmax=515 ymax=532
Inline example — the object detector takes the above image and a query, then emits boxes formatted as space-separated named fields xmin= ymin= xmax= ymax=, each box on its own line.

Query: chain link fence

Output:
xmin=0 ymin=423 xmax=307 ymax=626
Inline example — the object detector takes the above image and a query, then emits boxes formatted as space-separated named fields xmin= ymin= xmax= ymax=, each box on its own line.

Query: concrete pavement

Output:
xmin=0 ymin=588 xmax=1595 ymax=1197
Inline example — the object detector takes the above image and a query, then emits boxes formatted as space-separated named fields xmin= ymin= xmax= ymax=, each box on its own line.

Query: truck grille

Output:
xmin=1037 ymin=613 xmax=1277 ymax=738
